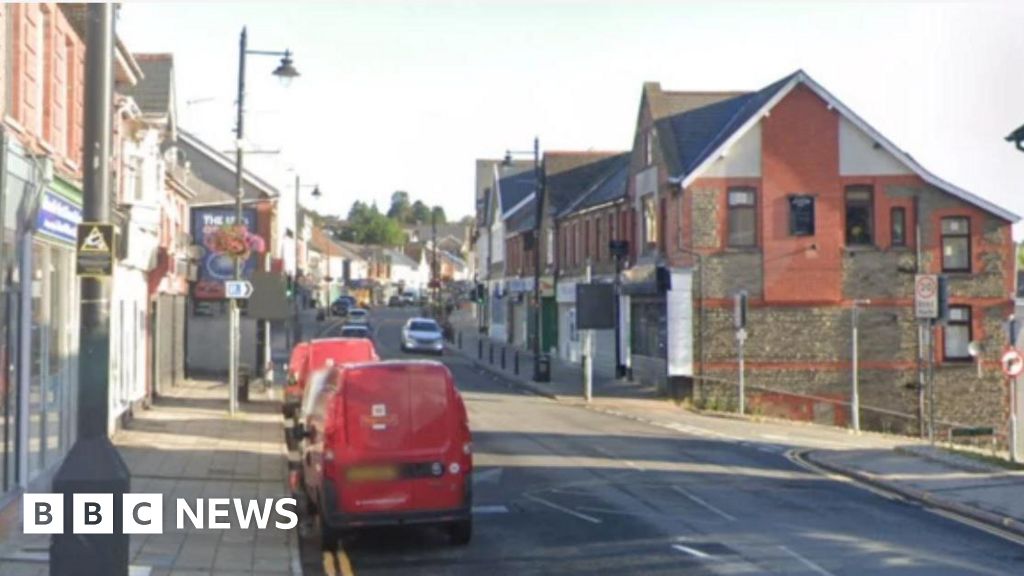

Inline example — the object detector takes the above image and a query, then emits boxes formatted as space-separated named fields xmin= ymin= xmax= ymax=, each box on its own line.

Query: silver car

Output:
xmin=346 ymin=308 xmax=370 ymax=326
xmin=401 ymin=317 xmax=444 ymax=355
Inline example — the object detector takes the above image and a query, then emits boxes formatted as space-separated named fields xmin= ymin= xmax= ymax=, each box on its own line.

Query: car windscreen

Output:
xmin=409 ymin=321 xmax=440 ymax=333
xmin=349 ymin=310 xmax=366 ymax=317
xmin=341 ymin=328 xmax=368 ymax=337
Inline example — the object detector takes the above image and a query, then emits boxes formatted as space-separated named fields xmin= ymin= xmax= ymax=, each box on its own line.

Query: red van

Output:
xmin=283 ymin=342 xmax=311 ymax=418
xmin=284 ymin=338 xmax=379 ymax=420
xmin=298 ymin=360 xmax=472 ymax=548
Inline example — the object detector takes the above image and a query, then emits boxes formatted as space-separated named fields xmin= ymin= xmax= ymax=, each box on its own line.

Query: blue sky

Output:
xmin=120 ymin=1 xmax=1024 ymax=232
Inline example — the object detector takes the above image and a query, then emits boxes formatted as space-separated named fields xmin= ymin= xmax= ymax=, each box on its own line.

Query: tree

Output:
xmin=411 ymin=200 xmax=430 ymax=225
xmin=387 ymin=191 xmax=411 ymax=223
xmin=431 ymin=205 xmax=447 ymax=225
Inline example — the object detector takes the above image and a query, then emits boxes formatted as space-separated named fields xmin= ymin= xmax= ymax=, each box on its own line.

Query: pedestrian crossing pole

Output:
xmin=51 ymin=5 xmax=130 ymax=575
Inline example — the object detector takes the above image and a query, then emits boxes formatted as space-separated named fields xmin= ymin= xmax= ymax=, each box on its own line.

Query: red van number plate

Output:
xmin=346 ymin=465 xmax=398 ymax=482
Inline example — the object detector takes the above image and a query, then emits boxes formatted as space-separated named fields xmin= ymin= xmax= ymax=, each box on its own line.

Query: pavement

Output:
xmin=443 ymin=307 xmax=1024 ymax=565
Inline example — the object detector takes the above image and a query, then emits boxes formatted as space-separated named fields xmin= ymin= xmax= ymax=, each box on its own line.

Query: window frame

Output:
xmin=943 ymin=305 xmax=972 ymax=362
xmin=890 ymin=207 xmax=907 ymax=247
xmin=940 ymin=216 xmax=971 ymax=273
xmin=788 ymin=194 xmax=815 ymax=237
xmin=844 ymin=186 xmax=875 ymax=246
xmin=726 ymin=187 xmax=757 ymax=247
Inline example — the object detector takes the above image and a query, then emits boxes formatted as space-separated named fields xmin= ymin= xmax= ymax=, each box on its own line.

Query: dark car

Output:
xmin=388 ymin=295 xmax=402 ymax=307
xmin=330 ymin=295 xmax=357 ymax=317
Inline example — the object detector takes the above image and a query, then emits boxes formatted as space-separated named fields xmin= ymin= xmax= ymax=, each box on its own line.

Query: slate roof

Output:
xmin=179 ymin=130 xmax=277 ymax=204
xmin=506 ymin=195 xmax=537 ymax=234
xmin=124 ymin=54 xmax=174 ymax=116
xmin=559 ymin=153 xmax=630 ymax=217
xmin=497 ymin=168 xmax=537 ymax=215
xmin=660 ymin=72 xmax=797 ymax=179
xmin=385 ymin=248 xmax=418 ymax=268
xmin=545 ymin=152 xmax=626 ymax=215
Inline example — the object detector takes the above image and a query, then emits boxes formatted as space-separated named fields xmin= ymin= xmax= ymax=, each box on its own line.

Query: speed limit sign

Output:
xmin=1002 ymin=349 xmax=1023 ymax=377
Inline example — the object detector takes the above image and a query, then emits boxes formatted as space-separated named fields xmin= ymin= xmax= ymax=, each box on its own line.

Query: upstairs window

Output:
xmin=645 ymin=129 xmax=656 ymax=166
xmin=641 ymin=194 xmax=657 ymax=252
xmin=891 ymin=207 xmax=906 ymax=247
xmin=845 ymin=187 xmax=874 ymax=245
xmin=941 ymin=217 xmax=970 ymax=272
xmin=727 ymin=188 xmax=756 ymax=247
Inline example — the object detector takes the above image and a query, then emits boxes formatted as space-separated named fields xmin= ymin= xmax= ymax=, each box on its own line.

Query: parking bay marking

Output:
xmin=778 ymin=545 xmax=835 ymax=576
xmin=522 ymin=493 xmax=602 ymax=524
xmin=671 ymin=485 xmax=737 ymax=521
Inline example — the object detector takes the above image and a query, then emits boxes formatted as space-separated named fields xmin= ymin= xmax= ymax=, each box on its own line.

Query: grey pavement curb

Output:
xmin=445 ymin=343 xmax=558 ymax=399
xmin=802 ymin=449 xmax=1024 ymax=540
xmin=894 ymin=444 xmax=1008 ymax=474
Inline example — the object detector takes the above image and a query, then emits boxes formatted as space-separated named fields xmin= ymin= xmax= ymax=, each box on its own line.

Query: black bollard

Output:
xmin=501 ymin=346 xmax=507 ymax=370
xmin=489 ymin=343 xmax=494 ymax=364
xmin=514 ymin=350 xmax=519 ymax=375
xmin=478 ymin=338 xmax=483 ymax=359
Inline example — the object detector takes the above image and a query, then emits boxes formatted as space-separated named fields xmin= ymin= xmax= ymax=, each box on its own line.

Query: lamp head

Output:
xmin=273 ymin=50 xmax=300 ymax=86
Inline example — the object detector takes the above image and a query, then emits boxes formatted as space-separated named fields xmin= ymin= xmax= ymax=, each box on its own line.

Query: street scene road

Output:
xmin=300 ymin=308 xmax=1024 ymax=576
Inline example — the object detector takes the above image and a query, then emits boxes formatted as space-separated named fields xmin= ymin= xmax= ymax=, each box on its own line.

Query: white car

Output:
xmin=401 ymin=317 xmax=444 ymax=355
xmin=346 ymin=308 xmax=370 ymax=326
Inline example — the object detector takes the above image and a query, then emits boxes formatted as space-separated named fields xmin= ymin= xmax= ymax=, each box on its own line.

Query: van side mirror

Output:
xmin=292 ymin=423 xmax=309 ymax=442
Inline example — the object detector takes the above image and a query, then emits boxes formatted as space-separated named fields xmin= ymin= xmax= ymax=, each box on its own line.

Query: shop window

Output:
xmin=788 ymin=195 xmax=815 ymax=236
xmin=845 ymin=187 xmax=874 ymax=245
xmin=630 ymin=300 xmax=666 ymax=358
xmin=891 ymin=207 xmax=906 ymax=247
xmin=943 ymin=306 xmax=971 ymax=361
xmin=941 ymin=217 xmax=970 ymax=272
xmin=727 ymin=188 xmax=756 ymax=247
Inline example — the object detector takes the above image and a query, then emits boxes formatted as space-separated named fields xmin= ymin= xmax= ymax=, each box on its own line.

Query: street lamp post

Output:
xmin=504 ymin=137 xmax=546 ymax=382
xmin=51 ymin=5 xmax=130 ymax=574
xmin=228 ymin=27 xmax=299 ymax=415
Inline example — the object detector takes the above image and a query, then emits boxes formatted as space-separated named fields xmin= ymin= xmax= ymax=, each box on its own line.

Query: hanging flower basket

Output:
xmin=204 ymin=224 xmax=266 ymax=261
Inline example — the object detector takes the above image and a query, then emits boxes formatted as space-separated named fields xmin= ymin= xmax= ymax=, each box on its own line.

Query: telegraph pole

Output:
xmin=52 ymin=5 xmax=130 ymax=574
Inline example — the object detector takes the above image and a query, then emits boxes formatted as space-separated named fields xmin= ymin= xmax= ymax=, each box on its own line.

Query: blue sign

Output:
xmin=35 ymin=189 xmax=82 ymax=244
xmin=191 ymin=207 xmax=260 ymax=300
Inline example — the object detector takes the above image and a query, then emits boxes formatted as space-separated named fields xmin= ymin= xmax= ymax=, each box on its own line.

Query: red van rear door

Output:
xmin=340 ymin=364 xmax=415 ymax=513
xmin=406 ymin=364 xmax=464 ymax=511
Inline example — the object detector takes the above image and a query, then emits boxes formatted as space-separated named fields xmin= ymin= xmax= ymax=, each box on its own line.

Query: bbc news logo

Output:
xmin=24 ymin=494 xmax=298 ymax=534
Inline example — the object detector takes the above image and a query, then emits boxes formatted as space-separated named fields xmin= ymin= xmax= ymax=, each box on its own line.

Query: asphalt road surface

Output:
xmin=299 ymin=307 xmax=1024 ymax=575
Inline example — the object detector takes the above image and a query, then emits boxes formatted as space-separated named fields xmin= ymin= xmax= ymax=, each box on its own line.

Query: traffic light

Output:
xmin=733 ymin=290 xmax=748 ymax=330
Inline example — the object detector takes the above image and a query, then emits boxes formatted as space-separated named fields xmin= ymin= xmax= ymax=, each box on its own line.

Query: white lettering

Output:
xmin=274 ymin=498 xmax=298 ymax=530
xmin=232 ymin=498 xmax=274 ymax=530
xmin=208 ymin=498 xmax=231 ymax=529
xmin=176 ymin=498 xmax=203 ymax=529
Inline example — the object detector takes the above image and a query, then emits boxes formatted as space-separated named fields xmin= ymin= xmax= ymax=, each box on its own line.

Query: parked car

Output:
xmin=339 ymin=324 xmax=372 ymax=342
xmin=401 ymin=317 xmax=444 ymax=355
xmin=283 ymin=342 xmax=311 ymax=419
xmin=296 ymin=361 xmax=472 ymax=548
xmin=388 ymin=295 xmax=402 ymax=307
xmin=400 ymin=292 xmax=417 ymax=306
xmin=283 ymin=338 xmax=379 ymax=422
xmin=346 ymin=308 xmax=370 ymax=326
xmin=330 ymin=295 xmax=356 ymax=317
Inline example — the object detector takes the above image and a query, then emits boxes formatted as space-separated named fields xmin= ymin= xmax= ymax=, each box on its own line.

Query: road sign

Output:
xmin=1002 ymin=349 xmax=1023 ymax=377
xmin=75 ymin=223 xmax=114 ymax=277
xmin=224 ymin=280 xmax=254 ymax=299
xmin=915 ymin=274 xmax=938 ymax=319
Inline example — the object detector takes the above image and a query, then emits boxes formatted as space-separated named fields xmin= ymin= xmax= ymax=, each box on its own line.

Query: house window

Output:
xmin=943 ymin=306 xmax=971 ymax=361
xmin=788 ymin=195 xmax=815 ymax=236
xmin=891 ymin=207 xmax=906 ymax=247
xmin=65 ymin=39 xmax=75 ymax=157
xmin=845 ymin=187 xmax=874 ymax=245
xmin=607 ymin=213 xmax=615 ymax=258
xmin=645 ymin=129 xmax=656 ymax=166
xmin=658 ymin=197 xmax=667 ymax=252
xmin=727 ymin=188 xmax=756 ymax=247
xmin=642 ymin=194 xmax=657 ymax=251
xmin=36 ymin=8 xmax=49 ymax=137
xmin=545 ymin=227 xmax=553 ymax=265
xmin=4 ymin=5 xmax=15 ymax=118
xmin=584 ymin=219 xmax=590 ymax=264
xmin=941 ymin=217 xmax=970 ymax=272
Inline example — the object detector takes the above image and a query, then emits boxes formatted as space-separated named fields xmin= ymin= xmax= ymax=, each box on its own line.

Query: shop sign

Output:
xmin=36 ymin=189 xmax=82 ymax=244
xmin=507 ymin=278 xmax=534 ymax=293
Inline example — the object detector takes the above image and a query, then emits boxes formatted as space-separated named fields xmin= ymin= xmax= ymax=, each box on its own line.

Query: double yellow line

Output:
xmin=322 ymin=548 xmax=355 ymax=576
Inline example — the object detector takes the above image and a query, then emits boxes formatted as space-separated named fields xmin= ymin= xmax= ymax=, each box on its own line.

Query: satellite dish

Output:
xmin=967 ymin=341 xmax=981 ymax=357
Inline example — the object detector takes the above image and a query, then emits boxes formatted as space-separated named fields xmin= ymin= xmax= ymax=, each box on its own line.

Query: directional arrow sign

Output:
xmin=224 ymin=280 xmax=254 ymax=299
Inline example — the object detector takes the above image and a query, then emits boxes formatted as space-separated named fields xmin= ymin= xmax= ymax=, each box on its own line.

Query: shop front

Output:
xmin=0 ymin=140 xmax=83 ymax=501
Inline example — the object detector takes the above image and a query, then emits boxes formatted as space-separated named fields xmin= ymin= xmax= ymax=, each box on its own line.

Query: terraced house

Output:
xmin=623 ymin=70 xmax=1018 ymax=436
